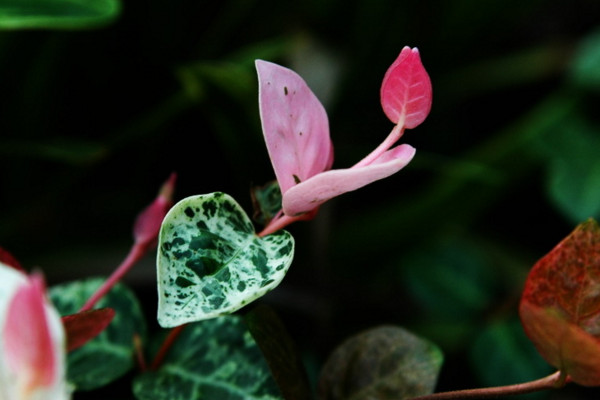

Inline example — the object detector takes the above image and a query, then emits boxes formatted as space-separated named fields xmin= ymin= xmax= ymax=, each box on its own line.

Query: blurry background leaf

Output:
xmin=49 ymin=278 xmax=146 ymax=391
xmin=0 ymin=0 xmax=120 ymax=30
xmin=534 ymin=113 xmax=600 ymax=223
xmin=569 ymin=27 xmax=600 ymax=90
xmin=245 ymin=304 xmax=313 ymax=400
xmin=469 ymin=318 xmax=553 ymax=400
xmin=133 ymin=316 xmax=282 ymax=400
xmin=317 ymin=326 xmax=443 ymax=400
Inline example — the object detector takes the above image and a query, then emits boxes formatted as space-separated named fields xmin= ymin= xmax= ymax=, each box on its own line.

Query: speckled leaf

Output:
xmin=519 ymin=218 xmax=600 ymax=386
xmin=133 ymin=315 xmax=282 ymax=400
xmin=0 ymin=0 xmax=120 ymax=30
xmin=157 ymin=192 xmax=294 ymax=327
xmin=317 ymin=326 xmax=443 ymax=400
xmin=49 ymin=278 xmax=146 ymax=390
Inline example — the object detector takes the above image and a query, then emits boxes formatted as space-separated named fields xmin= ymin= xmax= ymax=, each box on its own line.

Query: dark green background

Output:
xmin=2 ymin=0 xmax=600 ymax=398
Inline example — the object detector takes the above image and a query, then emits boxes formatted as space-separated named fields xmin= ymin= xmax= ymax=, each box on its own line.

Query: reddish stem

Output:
xmin=411 ymin=371 xmax=568 ymax=400
xmin=79 ymin=242 xmax=146 ymax=312
xmin=150 ymin=324 xmax=187 ymax=370
xmin=257 ymin=213 xmax=306 ymax=237
xmin=352 ymin=124 xmax=404 ymax=168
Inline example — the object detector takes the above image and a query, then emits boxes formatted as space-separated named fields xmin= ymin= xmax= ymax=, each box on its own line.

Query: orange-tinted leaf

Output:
xmin=62 ymin=308 xmax=116 ymax=352
xmin=519 ymin=218 xmax=600 ymax=386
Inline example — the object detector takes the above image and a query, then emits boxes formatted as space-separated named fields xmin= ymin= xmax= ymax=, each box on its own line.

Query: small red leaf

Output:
xmin=380 ymin=46 xmax=432 ymax=129
xmin=62 ymin=308 xmax=116 ymax=352
xmin=519 ymin=218 xmax=600 ymax=386
xmin=0 ymin=247 xmax=24 ymax=272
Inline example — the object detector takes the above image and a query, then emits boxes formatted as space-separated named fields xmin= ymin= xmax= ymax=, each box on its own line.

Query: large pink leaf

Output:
xmin=282 ymin=144 xmax=415 ymax=216
xmin=256 ymin=60 xmax=334 ymax=195
xmin=380 ymin=46 xmax=432 ymax=129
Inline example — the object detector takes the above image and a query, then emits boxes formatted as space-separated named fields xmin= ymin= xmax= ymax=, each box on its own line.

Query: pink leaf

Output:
xmin=3 ymin=274 xmax=58 ymax=391
xmin=380 ymin=46 xmax=432 ymax=129
xmin=62 ymin=308 xmax=116 ymax=352
xmin=282 ymin=144 xmax=416 ymax=216
xmin=256 ymin=60 xmax=334 ymax=195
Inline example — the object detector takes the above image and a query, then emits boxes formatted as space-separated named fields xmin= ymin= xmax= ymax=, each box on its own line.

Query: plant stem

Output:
xmin=411 ymin=371 xmax=567 ymax=400
xmin=79 ymin=242 xmax=146 ymax=312
xmin=150 ymin=324 xmax=187 ymax=370
xmin=258 ymin=213 xmax=309 ymax=237
xmin=352 ymin=123 xmax=404 ymax=168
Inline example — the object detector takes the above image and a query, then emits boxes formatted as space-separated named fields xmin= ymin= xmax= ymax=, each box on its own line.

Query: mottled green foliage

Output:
xmin=317 ymin=326 xmax=443 ymax=400
xmin=0 ymin=0 xmax=120 ymax=29
xmin=157 ymin=192 xmax=294 ymax=327
xmin=49 ymin=278 xmax=146 ymax=390
xmin=133 ymin=316 xmax=282 ymax=400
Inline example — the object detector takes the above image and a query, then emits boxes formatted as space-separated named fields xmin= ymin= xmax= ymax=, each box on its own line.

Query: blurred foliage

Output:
xmin=0 ymin=0 xmax=120 ymax=30
xmin=1 ymin=0 xmax=600 ymax=398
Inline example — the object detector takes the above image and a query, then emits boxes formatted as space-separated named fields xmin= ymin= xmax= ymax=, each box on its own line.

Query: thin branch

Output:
xmin=411 ymin=371 xmax=567 ymax=400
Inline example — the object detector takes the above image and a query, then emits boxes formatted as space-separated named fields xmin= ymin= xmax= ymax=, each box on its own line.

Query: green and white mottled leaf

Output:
xmin=0 ymin=0 xmax=120 ymax=30
xmin=157 ymin=192 xmax=294 ymax=327
xmin=49 ymin=278 xmax=146 ymax=390
xmin=133 ymin=316 xmax=282 ymax=400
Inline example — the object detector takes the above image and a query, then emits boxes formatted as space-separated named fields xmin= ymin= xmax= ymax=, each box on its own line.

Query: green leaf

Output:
xmin=569 ymin=28 xmax=600 ymax=90
xmin=535 ymin=115 xmax=600 ymax=222
xmin=157 ymin=192 xmax=294 ymax=327
xmin=470 ymin=318 xmax=553 ymax=399
xmin=401 ymin=237 xmax=497 ymax=320
xmin=133 ymin=316 xmax=282 ymax=400
xmin=245 ymin=305 xmax=313 ymax=400
xmin=317 ymin=326 xmax=443 ymax=400
xmin=0 ymin=0 xmax=120 ymax=30
xmin=49 ymin=278 xmax=146 ymax=390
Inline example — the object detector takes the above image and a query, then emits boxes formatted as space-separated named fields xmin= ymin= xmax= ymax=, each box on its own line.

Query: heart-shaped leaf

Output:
xmin=519 ymin=218 xmax=600 ymax=386
xmin=157 ymin=192 xmax=294 ymax=327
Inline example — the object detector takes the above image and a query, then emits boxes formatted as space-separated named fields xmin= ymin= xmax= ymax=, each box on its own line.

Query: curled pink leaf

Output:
xmin=380 ymin=46 xmax=432 ymax=129
xmin=283 ymin=144 xmax=416 ymax=216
